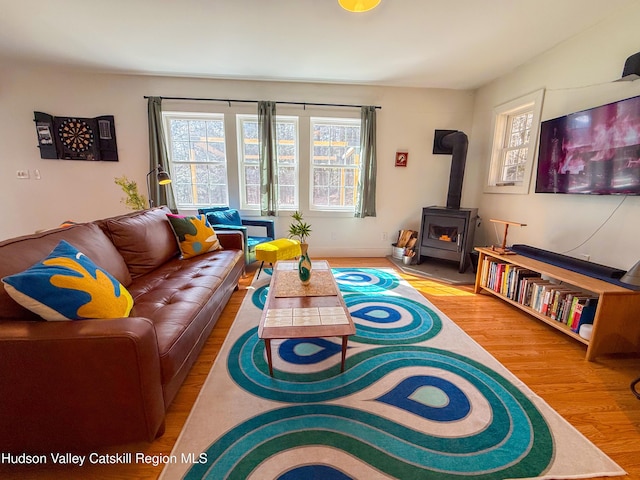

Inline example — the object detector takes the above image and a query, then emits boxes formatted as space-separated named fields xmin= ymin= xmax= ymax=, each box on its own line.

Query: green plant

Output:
xmin=288 ymin=210 xmax=312 ymax=244
xmin=114 ymin=175 xmax=147 ymax=211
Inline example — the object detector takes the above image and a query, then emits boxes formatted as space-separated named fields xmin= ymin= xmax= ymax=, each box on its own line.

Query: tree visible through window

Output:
xmin=237 ymin=115 xmax=298 ymax=210
xmin=311 ymin=118 xmax=361 ymax=210
xmin=163 ymin=111 xmax=362 ymax=211
xmin=501 ymin=111 xmax=534 ymax=184
xmin=163 ymin=113 xmax=229 ymax=207
xmin=485 ymin=89 xmax=545 ymax=195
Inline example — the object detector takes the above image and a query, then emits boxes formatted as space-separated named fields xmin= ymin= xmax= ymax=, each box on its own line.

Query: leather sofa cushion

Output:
xmin=127 ymin=249 xmax=243 ymax=383
xmin=102 ymin=208 xmax=179 ymax=279
xmin=0 ymin=223 xmax=132 ymax=320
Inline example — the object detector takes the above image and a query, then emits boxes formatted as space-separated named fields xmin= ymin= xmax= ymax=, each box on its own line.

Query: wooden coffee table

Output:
xmin=257 ymin=260 xmax=356 ymax=376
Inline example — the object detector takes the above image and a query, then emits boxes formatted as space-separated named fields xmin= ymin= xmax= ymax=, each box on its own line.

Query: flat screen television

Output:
xmin=535 ymin=94 xmax=640 ymax=195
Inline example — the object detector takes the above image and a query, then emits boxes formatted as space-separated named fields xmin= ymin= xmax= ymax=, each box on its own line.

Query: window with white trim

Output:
xmin=310 ymin=117 xmax=361 ymax=210
xmin=485 ymin=89 xmax=545 ymax=194
xmin=237 ymin=115 xmax=299 ymax=210
xmin=163 ymin=113 xmax=229 ymax=208
xmin=162 ymin=109 xmax=361 ymax=214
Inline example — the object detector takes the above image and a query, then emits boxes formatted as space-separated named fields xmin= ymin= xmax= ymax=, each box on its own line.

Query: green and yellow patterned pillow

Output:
xmin=1 ymin=240 xmax=133 ymax=321
xmin=167 ymin=214 xmax=222 ymax=259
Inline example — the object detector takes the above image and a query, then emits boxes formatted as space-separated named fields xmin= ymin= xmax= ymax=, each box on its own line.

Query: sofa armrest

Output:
xmin=0 ymin=317 xmax=165 ymax=452
xmin=215 ymin=229 xmax=244 ymax=251
xmin=242 ymin=218 xmax=275 ymax=239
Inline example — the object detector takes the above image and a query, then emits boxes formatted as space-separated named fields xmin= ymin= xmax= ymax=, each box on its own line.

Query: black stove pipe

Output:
xmin=433 ymin=129 xmax=468 ymax=210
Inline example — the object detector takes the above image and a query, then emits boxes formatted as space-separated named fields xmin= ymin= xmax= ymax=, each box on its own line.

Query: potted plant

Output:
xmin=288 ymin=211 xmax=312 ymax=245
xmin=288 ymin=211 xmax=312 ymax=285
xmin=114 ymin=175 xmax=147 ymax=210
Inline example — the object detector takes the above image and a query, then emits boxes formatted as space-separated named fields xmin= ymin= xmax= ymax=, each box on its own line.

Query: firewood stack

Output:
xmin=396 ymin=230 xmax=417 ymax=258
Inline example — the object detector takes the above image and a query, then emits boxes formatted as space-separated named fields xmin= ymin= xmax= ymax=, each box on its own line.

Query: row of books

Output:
xmin=480 ymin=258 xmax=597 ymax=334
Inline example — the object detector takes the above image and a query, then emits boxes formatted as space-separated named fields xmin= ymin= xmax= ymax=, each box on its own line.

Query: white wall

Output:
xmin=467 ymin=1 xmax=640 ymax=270
xmin=9 ymin=1 xmax=637 ymax=266
xmin=0 ymin=64 xmax=475 ymax=257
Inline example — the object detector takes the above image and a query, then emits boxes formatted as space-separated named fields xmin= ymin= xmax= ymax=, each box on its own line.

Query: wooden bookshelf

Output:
xmin=474 ymin=247 xmax=640 ymax=361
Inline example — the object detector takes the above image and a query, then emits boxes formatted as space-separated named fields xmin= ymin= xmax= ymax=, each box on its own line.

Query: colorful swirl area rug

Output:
xmin=161 ymin=268 xmax=624 ymax=480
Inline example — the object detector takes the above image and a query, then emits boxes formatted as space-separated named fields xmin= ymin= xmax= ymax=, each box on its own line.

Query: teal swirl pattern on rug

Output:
xmin=185 ymin=268 xmax=555 ymax=479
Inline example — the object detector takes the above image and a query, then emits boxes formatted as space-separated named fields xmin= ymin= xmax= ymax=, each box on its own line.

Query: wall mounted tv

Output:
xmin=535 ymin=94 xmax=640 ymax=195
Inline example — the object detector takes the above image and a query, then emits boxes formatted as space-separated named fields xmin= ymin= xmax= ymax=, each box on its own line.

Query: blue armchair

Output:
xmin=198 ymin=207 xmax=275 ymax=265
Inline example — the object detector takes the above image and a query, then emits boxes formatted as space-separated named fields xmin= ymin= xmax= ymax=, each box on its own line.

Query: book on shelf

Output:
xmin=571 ymin=302 xmax=597 ymax=333
xmin=558 ymin=292 xmax=593 ymax=325
xmin=519 ymin=276 xmax=540 ymax=307
xmin=549 ymin=288 xmax=581 ymax=321
xmin=478 ymin=258 xmax=601 ymax=328
xmin=559 ymin=292 xmax=577 ymax=324
xmin=483 ymin=259 xmax=508 ymax=292
xmin=540 ymin=284 xmax=558 ymax=315
xmin=530 ymin=280 xmax=553 ymax=311
xmin=480 ymin=257 xmax=490 ymax=287
xmin=566 ymin=295 xmax=582 ymax=326
xmin=569 ymin=296 xmax=598 ymax=332
xmin=500 ymin=264 xmax=511 ymax=295
xmin=509 ymin=268 xmax=537 ymax=300
xmin=494 ymin=262 xmax=507 ymax=293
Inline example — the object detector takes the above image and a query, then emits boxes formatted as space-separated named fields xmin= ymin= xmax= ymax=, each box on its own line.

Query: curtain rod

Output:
xmin=143 ymin=95 xmax=381 ymax=110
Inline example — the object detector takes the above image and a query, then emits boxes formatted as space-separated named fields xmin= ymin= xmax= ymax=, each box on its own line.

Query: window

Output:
xmin=162 ymin=109 xmax=360 ymax=214
xmin=237 ymin=115 xmax=299 ymax=210
xmin=310 ymin=118 xmax=361 ymax=210
xmin=163 ymin=113 xmax=229 ymax=208
xmin=485 ymin=89 xmax=545 ymax=194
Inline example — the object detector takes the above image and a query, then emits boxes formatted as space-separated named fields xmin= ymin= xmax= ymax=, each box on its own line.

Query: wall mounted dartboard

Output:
xmin=34 ymin=112 xmax=119 ymax=161
xmin=58 ymin=118 xmax=95 ymax=155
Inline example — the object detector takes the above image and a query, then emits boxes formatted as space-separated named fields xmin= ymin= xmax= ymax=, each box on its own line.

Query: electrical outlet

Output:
xmin=331 ymin=232 xmax=338 ymax=241
xmin=34 ymin=169 xmax=41 ymax=180
xmin=16 ymin=170 xmax=30 ymax=179
xmin=382 ymin=232 xmax=388 ymax=241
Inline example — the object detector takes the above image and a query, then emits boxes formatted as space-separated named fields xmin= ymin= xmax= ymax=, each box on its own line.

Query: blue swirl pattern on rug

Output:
xmin=251 ymin=267 xmax=401 ymax=309
xmin=376 ymin=375 xmax=471 ymax=421
xmin=278 ymin=338 xmax=343 ymax=365
xmin=331 ymin=268 xmax=400 ymax=292
xmin=185 ymin=397 xmax=552 ymax=479
xmin=345 ymin=293 xmax=442 ymax=344
xmin=279 ymin=465 xmax=352 ymax=480
xmin=186 ymin=268 xmax=554 ymax=479
xmin=251 ymin=283 xmax=269 ymax=310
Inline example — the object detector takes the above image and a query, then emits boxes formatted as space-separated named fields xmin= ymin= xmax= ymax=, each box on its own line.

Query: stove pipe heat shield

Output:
xmin=433 ymin=129 xmax=468 ymax=210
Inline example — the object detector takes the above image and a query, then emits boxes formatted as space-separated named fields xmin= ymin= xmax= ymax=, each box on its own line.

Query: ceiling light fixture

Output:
xmin=338 ymin=0 xmax=381 ymax=13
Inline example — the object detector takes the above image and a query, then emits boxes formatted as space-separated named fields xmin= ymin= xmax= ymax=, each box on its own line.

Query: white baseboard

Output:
xmin=306 ymin=247 xmax=391 ymax=257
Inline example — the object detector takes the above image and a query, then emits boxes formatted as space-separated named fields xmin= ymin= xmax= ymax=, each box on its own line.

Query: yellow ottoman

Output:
xmin=254 ymin=238 xmax=301 ymax=279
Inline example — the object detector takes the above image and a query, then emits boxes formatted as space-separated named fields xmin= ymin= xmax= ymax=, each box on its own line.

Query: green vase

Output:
xmin=298 ymin=243 xmax=312 ymax=285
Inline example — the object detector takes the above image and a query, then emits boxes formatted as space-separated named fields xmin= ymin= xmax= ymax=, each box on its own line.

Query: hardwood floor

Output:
xmin=3 ymin=257 xmax=640 ymax=480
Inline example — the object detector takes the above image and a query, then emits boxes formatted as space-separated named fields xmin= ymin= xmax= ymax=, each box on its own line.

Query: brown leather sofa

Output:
xmin=0 ymin=207 xmax=244 ymax=453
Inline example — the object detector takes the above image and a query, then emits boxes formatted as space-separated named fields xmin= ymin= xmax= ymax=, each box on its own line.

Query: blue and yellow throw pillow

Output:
xmin=167 ymin=214 xmax=222 ymax=259
xmin=1 ymin=240 xmax=133 ymax=321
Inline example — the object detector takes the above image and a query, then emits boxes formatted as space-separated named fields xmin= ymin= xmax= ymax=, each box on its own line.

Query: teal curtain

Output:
xmin=258 ymin=101 xmax=278 ymax=216
xmin=147 ymin=97 xmax=177 ymax=212
xmin=355 ymin=106 xmax=377 ymax=218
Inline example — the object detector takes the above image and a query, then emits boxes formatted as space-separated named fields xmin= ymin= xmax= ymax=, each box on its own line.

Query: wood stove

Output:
xmin=416 ymin=130 xmax=479 ymax=273
xmin=417 ymin=206 xmax=478 ymax=273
